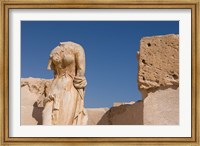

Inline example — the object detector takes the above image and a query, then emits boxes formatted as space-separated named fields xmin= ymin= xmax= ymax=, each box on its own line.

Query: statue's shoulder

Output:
xmin=60 ymin=41 xmax=84 ymax=54
xmin=49 ymin=46 xmax=62 ymax=57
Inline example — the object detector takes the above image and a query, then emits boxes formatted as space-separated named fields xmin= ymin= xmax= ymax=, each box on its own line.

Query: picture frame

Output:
xmin=0 ymin=0 xmax=199 ymax=145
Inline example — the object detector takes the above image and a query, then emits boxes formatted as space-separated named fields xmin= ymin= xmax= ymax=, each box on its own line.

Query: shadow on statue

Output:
xmin=97 ymin=100 xmax=143 ymax=125
xmin=32 ymin=102 xmax=44 ymax=125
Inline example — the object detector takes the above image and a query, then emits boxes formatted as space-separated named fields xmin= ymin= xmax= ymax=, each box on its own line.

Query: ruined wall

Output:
xmin=138 ymin=34 xmax=179 ymax=90
xmin=99 ymin=101 xmax=143 ymax=125
xmin=21 ymin=78 xmax=51 ymax=125
xmin=21 ymin=78 xmax=143 ymax=125
xmin=21 ymin=34 xmax=179 ymax=125
xmin=143 ymin=87 xmax=179 ymax=124
xmin=21 ymin=78 xmax=110 ymax=125
xmin=87 ymin=108 xmax=109 ymax=125
xmin=138 ymin=34 xmax=179 ymax=124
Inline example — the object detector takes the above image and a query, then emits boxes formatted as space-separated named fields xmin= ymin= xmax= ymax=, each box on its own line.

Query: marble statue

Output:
xmin=42 ymin=42 xmax=88 ymax=125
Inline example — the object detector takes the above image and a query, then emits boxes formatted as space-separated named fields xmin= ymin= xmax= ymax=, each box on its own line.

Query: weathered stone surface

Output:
xmin=138 ymin=34 xmax=179 ymax=91
xmin=138 ymin=34 xmax=179 ymax=125
xmin=21 ymin=78 xmax=143 ymax=125
xmin=21 ymin=85 xmax=39 ymax=125
xmin=108 ymin=101 xmax=143 ymax=125
xmin=21 ymin=78 xmax=52 ymax=125
xmin=21 ymin=34 xmax=179 ymax=125
xmin=44 ymin=42 xmax=88 ymax=125
xmin=21 ymin=78 xmax=107 ymax=125
xmin=86 ymin=108 xmax=109 ymax=125
xmin=143 ymin=87 xmax=179 ymax=125
xmin=21 ymin=78 xmax=52 ymax=96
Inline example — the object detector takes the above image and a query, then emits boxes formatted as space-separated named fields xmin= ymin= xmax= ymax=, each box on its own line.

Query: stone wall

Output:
xmin=99 ymin=101 xmax=143 ymax=125
xmin=21 ymin=78 xmax=111 ymax=125
xmin=21 ymin=79 xmax=143 ymax=125
xmin=21 ymin=78 xmax=52 ymax=125
xmin=20 ymin=34 xmax=179 ymax=125
xmin=138 ymin=34 xmax=179 ymax=90
xmin=143 ymin=87 xmax=179 ymax=124
xmin=86 ymin=108 xmax=109 ymax=125
xmin=137 ymin=34 xmax=179 ymax=124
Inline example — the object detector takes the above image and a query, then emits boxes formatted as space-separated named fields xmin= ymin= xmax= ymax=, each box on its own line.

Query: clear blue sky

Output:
xmin=21 ymin=21 xmax=179 ymax=108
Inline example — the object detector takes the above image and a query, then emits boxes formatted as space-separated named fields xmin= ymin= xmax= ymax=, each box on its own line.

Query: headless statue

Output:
xmin=42 ymin=42 xmax=88 ymax=125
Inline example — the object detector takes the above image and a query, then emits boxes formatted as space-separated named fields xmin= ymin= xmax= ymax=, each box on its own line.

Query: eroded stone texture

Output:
xmin=44 ymin=42 xmax=88 ymax=125
xmin=138 ymin=34 xmax=179 ymax=125
xmin=21 ymin=34 xmax=179 ymax=125
xmin=21 ymin=78 xmax=52 ymax=125
xmin=21 ymin=78 xmax=52 ymax=96
xmin=21 ymin=78 xmax=143 ymax=125
xmin=138 ymin=34 xmax=179 ymax=91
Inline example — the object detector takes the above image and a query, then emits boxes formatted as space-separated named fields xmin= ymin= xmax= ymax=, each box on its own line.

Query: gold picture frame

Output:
xmin=0 ymin=0 xmax=199 ymax=145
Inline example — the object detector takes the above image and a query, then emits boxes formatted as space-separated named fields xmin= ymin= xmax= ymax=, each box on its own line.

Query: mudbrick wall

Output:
xmin=21 ymin=34 xmax=179 ymax=125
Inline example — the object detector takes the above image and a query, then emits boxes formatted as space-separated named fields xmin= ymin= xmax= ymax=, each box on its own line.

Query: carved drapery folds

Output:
xmin=42 ymin=42 xmax=88 ymax=125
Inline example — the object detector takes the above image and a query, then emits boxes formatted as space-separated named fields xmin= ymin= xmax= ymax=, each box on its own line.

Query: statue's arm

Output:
xmin=47 ymin=57 xmax=53 ymax=70
xmin=47 ymin=56 xmax=57 ymax=78
xmin=75 ymin=47 xmax=86 ymax=77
